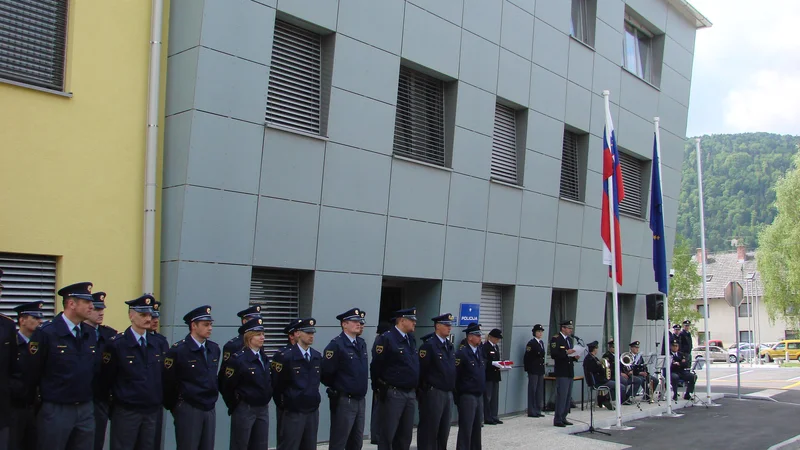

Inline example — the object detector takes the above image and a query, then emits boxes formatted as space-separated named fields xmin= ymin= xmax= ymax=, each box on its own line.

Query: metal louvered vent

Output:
xmin=250 ymin=268 xmax=300 ymax=356
xmin=618 ymin=151 xmax=643 ymax=217
xmin=0 ymin=0 xmax=68 ymax=91
xmin=265 ymin=20 xmax=322 ymax=135
xmin=0 ymin=253 xmax=56 ymax=321
xmin=560 ymin=131 xmax=581 ymax=201
xmin=491 ymin=104 xmax=518 ymax=184
xmin=480 ymin=284 xmax=503 ymax=354
xmin=393 ymin=66 xmax=446 ymax=166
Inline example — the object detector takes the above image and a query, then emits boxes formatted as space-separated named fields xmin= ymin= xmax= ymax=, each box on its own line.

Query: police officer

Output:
xmin=272 ymin=317 xmax=322 ymax=450
xmin=524 ymin=324 xmax=546 ymax=418
xmin=148 ymin=301 xmax=168 ymax=450
xmin=275 ymin=320 xmax=301 ymax=448
xmin=369 ymin=321 xmax=392 ymax=446
xmin=370 ymin=308 xmax=419 ymax=450
xmin=455 ymin=323 xmax=485 ymax=450
xmin=27 ymin=281 xmax=98 ymax=450
xmin=417 ymin=313 xmax=456 ymax=450
xmin=321 ymin=308 xmax=368 ymax=450
xmin=603 ymin=340 xmax=642 ymax=400
xmin=221 ymin=317 xmax=273 ymax=450
xmin=661 ymin=324 xmax=681 ymax=355
xmin=163 ymin=305 xmax=220 ymax=450
xmin=85 ymin=291 xmax=117 ymax=450
xmin=219 ymin=306 xmax=263 ymax=395
xmin=9 ymin=301 xmax=44 ymax=450
xmin=669 ymin=341 xmax=696 ymax=401
xmin=550 ymin=319 xmax=578 ymax=428
xmin=481 ymin=328 xmax=503 ymax=425
xmin=100 ymin=294 xmax=168 ymax=450
xmin=680 ymin=320 xmax=693 ymax=356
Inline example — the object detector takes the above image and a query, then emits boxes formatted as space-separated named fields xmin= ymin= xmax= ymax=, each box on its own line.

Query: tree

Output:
xmin=669 ymin=235 xmax=702 ymax=326
xmin=758 ymin=148 xmax=800 ymax=328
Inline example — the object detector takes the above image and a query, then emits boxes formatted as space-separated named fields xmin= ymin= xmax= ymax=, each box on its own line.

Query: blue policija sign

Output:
xmin=459 ymin=303 xmax=480 ymax=327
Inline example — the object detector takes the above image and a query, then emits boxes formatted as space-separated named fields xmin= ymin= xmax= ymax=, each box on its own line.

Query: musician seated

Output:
xmin=583 ymin=341 xmax=624 ymax=409
xmin=603 ymin=340 xmax=643 ymax=402
xmin=669 ymin=341 xmax=697 ymax=401
xmin=629 ymin=341 xmax=659 ymax=401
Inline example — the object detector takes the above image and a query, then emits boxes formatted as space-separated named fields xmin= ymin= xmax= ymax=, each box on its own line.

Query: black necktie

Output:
xmin=304 ymin=352 xmax=310 ymax=362
xmin=73 ymin=325 xmax=82 ymax=340
xmin=201 ymin=344 xmax=209 ymax=365
xmin=258 ymin=353 xmax=265 ymax=370
xmin=139 ymin=336 xmax=146 ymax=349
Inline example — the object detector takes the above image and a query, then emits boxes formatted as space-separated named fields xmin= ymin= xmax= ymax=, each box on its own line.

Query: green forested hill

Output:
xmin=676 ymin=133 xmax=798 ymax=252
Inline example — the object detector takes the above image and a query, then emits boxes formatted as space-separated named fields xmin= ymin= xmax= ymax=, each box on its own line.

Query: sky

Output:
xmin=686 ymin=0 xmax=800 ymax=137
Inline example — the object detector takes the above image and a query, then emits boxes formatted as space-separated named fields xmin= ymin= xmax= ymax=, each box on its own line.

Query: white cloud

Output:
xmin=723 ymin=71 xmax=800 ymax=134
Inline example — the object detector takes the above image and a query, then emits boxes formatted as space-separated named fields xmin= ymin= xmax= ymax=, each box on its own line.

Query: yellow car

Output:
xmin=760 ymin=340 xmax=800 ymax=362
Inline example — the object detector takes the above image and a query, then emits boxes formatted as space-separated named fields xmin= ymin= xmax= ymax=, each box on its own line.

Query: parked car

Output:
xmin=691 ymin=346 xmax=728 ymax=363
xmin=728 ymin=343 xmax=756 ymax=363
xmin=760 ymin=340 xmax=800 ymax=362
xmin=708 ymin=339 xmax=724 ymax=349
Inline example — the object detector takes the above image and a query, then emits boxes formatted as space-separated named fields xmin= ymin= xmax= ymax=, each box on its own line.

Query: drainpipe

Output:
xmin=143 ymin=0 xmax=164 ymax=295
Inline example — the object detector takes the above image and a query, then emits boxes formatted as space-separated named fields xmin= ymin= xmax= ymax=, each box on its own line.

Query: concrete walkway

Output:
xmin=317 ymin=392 xmax=725 ymax=449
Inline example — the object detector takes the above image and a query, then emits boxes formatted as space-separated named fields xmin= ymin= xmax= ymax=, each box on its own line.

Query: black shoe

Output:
xmin=554 ymin=422 xmax=566 ymax=427
xmin=672 ymin=394 xmax=678 ymax=401
xmin=536 ymin=413 xmax=546 ymax=418
xmin=484 ymin=421 xmax=496 ymax=425
xmin=563 ymin=420 xmax=574 ymax=426
xmin=603 ymin=400 xmax=615 ymax=410
xmin=684 ymin=393 xmax=691 ymax=400
xmin=495 ymin=420 xmax=504 ymax=424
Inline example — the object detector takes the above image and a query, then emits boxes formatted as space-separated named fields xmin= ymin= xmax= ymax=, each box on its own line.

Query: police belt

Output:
xmin=336 ymin=391 xmax=366 ymax=400
xmin=388 ymin=385 xmax=414 ymax=393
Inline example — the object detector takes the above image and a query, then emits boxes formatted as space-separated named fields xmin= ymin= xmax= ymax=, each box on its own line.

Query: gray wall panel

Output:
xmin=665 ymin=5 xmax=696 ymax=53
xmin=529 ymin=64 xmax=566 ymax=121
xmin=580 ymin=205 xmax=602 ymax=251
xmin=331 ymin=35 xmax=401 ymax=104
xmin=593 ymin=19 xmax=623 ymax=64
xmin=163 ymin=112 xmax=192 ymax=188
xmin=620 ymin=216 xmax=645 ymax=258
xmin=322 ymin=143 xmax=392 ymax=214
xmin=520 ymin=191 xmax=558 ymax=242
xmin=555 ymin=200 xmax=584 ymax=247
xmin=579 ymin=247 xmax=609 ymax=292
xmin=596 ymin=0 xmax=624 ymax=31
xmin=526 ymin=110 xmax=563 ymax=158
xmin=447 ymin=173 xmax=490 ymax=231
xmin=259 ymin=129 xmax=325 ymax=203
xmin=618 ymin=255 xmax=641 ymax=294
xmin=452 ymin=127 xmax=493 ymax=179
xmin=567 ymin=39 xmax=595 ymax=90
xmin=657 ymin=95 xmax=690 ymax=137
xmin=589 ymin=93 xmax=620 ymax=138
xmin=591 ymin=54 xmax=622 ymax=97
xmin=533 ymin=0 xmax=570 ymax=35
xmin=553 ymin=244 xmax=581 ymax=289
xmin=402 ymin=4 xmax=462 ymax=78
xmin=327 ymin=88 xmax=397 ymax=155
xmin=276 ymin=0 xmax=339 ymax=31
xmin=443 ymin=227 xmax=486 ymax=282
xmin=531 ymin=20 xmax=568 ymax=77
xmin=663 ymin=35 xmax=694 ymax=79
xmin=462 ymin=0 xmax=502 ymax=43
xmin=459 ymin=31 xmax=500 ymax=94
xmin=160 ymin=186 xmax=185 ymax=262
xmin=201 ymin=0 xmax=275 ymax=65
xmin=440 ymin=280 xmax=482 ymax=318
xmin=194 ymin=48 xmax=270 ymax=124
xmin=619 ymin=71 xmax=659 ymax=121
xmin=564 ymin=82 xmax=592 ymax=132
xmin=660 ymin=65 xmax=691 ymax=107
xmin=253 ymin=197 xmax=319 ymax=270
xmin=455 ymin=82 xmax=497 ymax=137
xmin=483 ymin=233 xmax=519 ymax=284
xmin=171 ymin=261 xmax=253 ymax=327
xmin=517 ymin=238 xmax=554 ymax=287
xmin=384 ymin=218 xmax=446 ymax=279
xmin=337 ymin=0 xmax=405 ymax=54
xmin=497 ymin=49 xmax=531 ymax=107
xmin=523 ymin=150 xmax=561 ymax=197
xmin=617 ymin=108 xmax=655 ymax=159
xmin=165 ymin=47 xmax=198 ymax=116
xmin=167 ymin=0 xmax=203 ymax=56
xmin=500 ymin=2 xmax=534 ymax=60
xmin=625 ymin=0 xmax=668 ymax=32
xmin=317 ymin=207 xmax=386 ymax=274
xmin=311 ymin=271 xmax=382 ymax=326
xmin=408 ymin=0 xmax=464 ymax=25
xmin=487 ymin=182 xmax=522 ymax=236
xmin=388 ymin=159 xmax=451 ymax=224
xmin=511 ymin=285 xmax=551 ymax=326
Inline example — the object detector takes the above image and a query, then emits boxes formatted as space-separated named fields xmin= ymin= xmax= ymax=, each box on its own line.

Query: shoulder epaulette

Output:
xmin=226 ymin=336 xmax=238 ymax=343
xmin=232 ymin=349 xmax=245 ymax=359
xmin=38 ymin=321 xmax=53 ymax=330
xmin=172 ymin=339 xmax=186 ymax=348
xmin=110 ymin=333 xmax=122 ymax=342
xmin=0 ymin=313 xmax=13 ymax=322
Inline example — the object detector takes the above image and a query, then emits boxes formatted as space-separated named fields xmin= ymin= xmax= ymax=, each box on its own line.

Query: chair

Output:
xmin=574 ymin=372 xmax=610 ymax=436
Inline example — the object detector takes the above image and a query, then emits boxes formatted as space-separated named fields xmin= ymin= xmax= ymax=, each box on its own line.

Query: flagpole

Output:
xmin=603 ymin=91 xmax=623 ymax=428
xmin=696 ymin=137 xmax=716 ymax=406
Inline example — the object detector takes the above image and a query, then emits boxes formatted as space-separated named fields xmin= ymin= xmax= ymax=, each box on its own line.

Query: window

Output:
xmin=490 ymin=103 xmax=521 ymax=185
xmin=696 ymin=304 xmax=708 ymax=318
xmin=621 ymin=11 xmax=663 ymax=86
xmin=739 ymin=331 xmax=753 ymax=343
xmin=480 ymin=285 xmax=503 ymax=353
xmin=789 ymin=343 xmax=800 ymax=350
xmin=697 ymin=332 xmax=709 ymax=345
xmin=570 ymin=0 xmax=596 ymax=47
xmin=737 ymin=302 xmax=752 ymax=318
xmin=266 ymin=20 xmax=328 ymax=135
xmin=618 ymin=151 xmax=646 ymax=218
xmin=0 ymin=0 xmax=69 ymax=91
xmin=775 ymin=343 xmax=786 ymax=351
xmin=0 ymin=253 xmax=57 ymax=321
xmin=249 ymin=268 xmax=301 ymax=355
xmin=559 ymin=130 xmax=587 ymax=202
xmin=393 ymin=66 xmax=446 ymax=167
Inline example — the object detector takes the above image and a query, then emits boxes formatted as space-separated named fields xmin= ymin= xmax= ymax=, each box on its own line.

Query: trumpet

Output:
xmin=620 ymin=351 xmax=635 ymax=371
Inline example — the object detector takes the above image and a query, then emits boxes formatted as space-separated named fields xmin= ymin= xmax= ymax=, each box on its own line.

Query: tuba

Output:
xmin=600 ymin=356 xmax=612 ymax=381
xmin=620 ymin=352 xmax=635 ymax=371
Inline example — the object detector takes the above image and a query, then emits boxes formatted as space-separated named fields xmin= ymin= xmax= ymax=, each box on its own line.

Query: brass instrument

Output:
xmin=601 ymin=355 xmax=612 ymax=381
xmin=620 ymin=351 xmax=635 ymax=371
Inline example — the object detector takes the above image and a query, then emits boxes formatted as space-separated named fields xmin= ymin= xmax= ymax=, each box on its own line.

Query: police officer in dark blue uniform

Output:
xmin=219 ymin=306 xmax=263 ymax=394
xmin=148 ymin=301 xmax=168 ymax=450
xmin=100 ymin=294 xmax=168 ymax=450
xmin=272 ymin=317 xmax=322 ymax=450
xmin=523 ymin=324 xmax=546 ymax=418
xmin=163 ymin=305 xmax=220 ymax=450
xmin=9 ymin=301 xmax=44 ymax=450
xmin=370 ymin=307 xmax=419 ymax=450
xmin=455 ymin=323 xmax=485 ymax=450
xmin=275 ymin=319 xmax=301 ymax=448
xmin=85 ymin=291 xmax=117 ymax=450
xmin=417 ymin=313 xmax=456 ymax=450
xmin=27 ymin=281 xmax=98 ymax=450
xmin=321 ymin=308 xmax=368 ymax=450
xmin=221 ymin=317 xmax=273 ymax=450
xmin=550 ymin=319 xmax=578 ymax=428
xmin=679 ymin=320 xmax=693 ymax=356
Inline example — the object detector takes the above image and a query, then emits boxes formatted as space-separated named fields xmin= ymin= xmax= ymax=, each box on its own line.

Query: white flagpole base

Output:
xmin=604 ymin=425 xmax=635 ymax=431
xmin=660 ymin=411 xmax=683 ymax=418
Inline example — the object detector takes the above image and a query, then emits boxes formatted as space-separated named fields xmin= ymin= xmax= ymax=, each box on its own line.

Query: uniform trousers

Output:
xmin=416 ymin=388 xmax=452 ymax=450
xmin=553 ymin=377 xmax=573 ymax=425
xmin=229 ymin=403 xmax=269 ymax=450
xmin=278 ymin=409 xmax=319 ymax=450
xmin=482 ymin=381 xmax=499 ymax=423
xmin=329 ymin=395 xmax=365 ymax=450
xmin=276 ymin=407 xmax=285 ymax=447
xmin=369 ymin=395 xmax=381 ymax=445
xmin=94 ymin=400 xmax=111 ymax=450
xmin=37 ymin=401 xmax=95 ymax=450
xmin=10 ymin=404 xmax=37 ymax=450
xmin=456 ymin=394 xmax=482 ymax=450
xmin=172 ymin=401 xmax=215 ymax=450
xmin=378 ymin=388 xmax=416 ymax=450
xmin=153 ymin=408 xmax=164 ymax=450
xmin=526 ymin=374 xmax=544 ymax=416
xmin=671 ymin=371 xmax=696 ymax=396
xmin=110 ymin=404 xmax=158 ymax=450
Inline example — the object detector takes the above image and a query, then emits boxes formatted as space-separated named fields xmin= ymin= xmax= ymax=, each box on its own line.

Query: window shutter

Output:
xmin=393 ymin=66 xmax=446 ymax=167
xmin=491 ymin=104 xmax=518 ymax=184
xmin=265 ymin=20 xmax=322 ymax=135
xmin=480 ymin=285 xmax=503 ymax=353
xmin=618 ymin=152 xmax=643 ymax=217
xmin=0 ymin=0 xmax=68 ymax=91
xmin=559 ymin=131 xmax=581 ymax=201
xmin=0 ymin=253 xmax=57 ymax=321
xmin=249 ymin=268 xmax=300 ymax=356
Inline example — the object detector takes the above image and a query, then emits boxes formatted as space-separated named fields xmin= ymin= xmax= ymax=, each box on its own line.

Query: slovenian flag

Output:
xmin=601 ymin=100 xmax=624 ymax=285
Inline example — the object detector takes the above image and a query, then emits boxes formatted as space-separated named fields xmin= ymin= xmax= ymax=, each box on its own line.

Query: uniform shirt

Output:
xmin=10 ymin=331 xmax=34 ymax=407
xmin=0 ymin=313 xmax=21 ymax=427
xmin=418 ymin=333 xmax=456 ymax=392
xmin=455 ymin=344 xmax=485 ymax=396
xmin=25 ymin=313 xmax=98 ymax=404
xmin=162 ymin=334 xmax=221 ymax=411
xmin=218 ymin=334 xmax=244 ymax=394
xmin=370 ymin=327 xmax=419 ymax=390
xmin=523 ymin=337 xmax=546 ymax=375
xmin=549 ymin=333 xmax=575 ymax=378
xmin=482 ymin=340 xmax=502 ymax=382
xmin=271 ymin=344 xmax=322 ymax=413
xmin=321 ymin=332 xmax=369 ymax=398
xmin=582 ymin=354 xmax=609 ymax=386
xmin=221 ymin=347 xmax=273 ymax=413
xmin=670 ymin=351 xmax=689 ymax=371
xmin=100 ymin=326 xmax=169 ymax=411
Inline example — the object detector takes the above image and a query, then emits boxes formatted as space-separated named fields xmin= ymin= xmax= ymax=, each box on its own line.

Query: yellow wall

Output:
xmin=0 ymin=0 xmax=170 ymax=330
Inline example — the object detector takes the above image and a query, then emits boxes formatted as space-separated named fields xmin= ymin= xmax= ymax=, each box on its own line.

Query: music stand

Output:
xmin=686 ymin=357 xmax=706 ymax=408
xmin=574 ymin=372 xmax=611 ymax=437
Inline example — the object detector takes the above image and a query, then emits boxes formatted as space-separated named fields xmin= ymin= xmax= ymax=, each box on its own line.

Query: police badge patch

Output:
xmin=455 ymin=359 xmax=460 ymax=366
xmin=103 ymin=352 xmax=111 ymax=364
xmin=551 ymin=342 xmax=556 ymax=348
xmin=419 ymin=350 xmax=426 ymax=358
xmin=274 ymin=362 xmax=283 ymax=372
xmin=325 ymin=350 xmax=334 ymax=360
xmin=164 ymin=357 xmax=174 ymax=369
xmin=223 ymin=352 xmax=230 ymax=361
xmin=526 ymin=346 xmax=531 ymax=352
xmin=225 ymin=367 xmax=235 ymax=378
xmin=375 ymin=345 xmax=383 ymax=354
xmin=29 ymin=342 xmax=38 ymax=355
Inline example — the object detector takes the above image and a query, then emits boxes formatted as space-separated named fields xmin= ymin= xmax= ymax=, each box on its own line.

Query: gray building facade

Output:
xmin=161 ymin=0 xmax=707 ymax=446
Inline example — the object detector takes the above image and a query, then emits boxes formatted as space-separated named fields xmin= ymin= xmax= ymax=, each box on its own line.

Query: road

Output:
xmin=695 ymin=362 xmax=800 ymax=393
